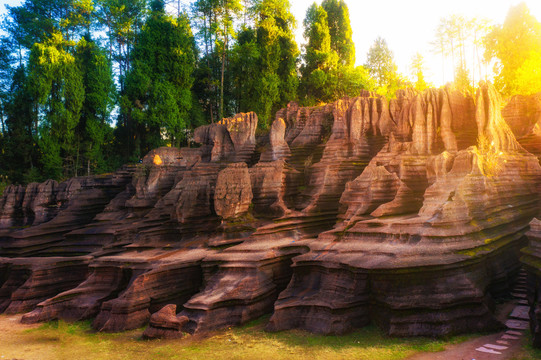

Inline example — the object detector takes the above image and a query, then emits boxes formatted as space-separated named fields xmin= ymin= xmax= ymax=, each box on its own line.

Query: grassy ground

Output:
xmin=511 ymin=332 xmax=541 ymax=360
xmin=0 ymin=314 xmax=475 ymax=360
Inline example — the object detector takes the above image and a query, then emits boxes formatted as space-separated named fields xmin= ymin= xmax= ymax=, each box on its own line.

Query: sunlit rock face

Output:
xmin=268 ymin=83 xmax=541 ymax=336
xmin=504 ymin=92 xmax=541 ymax=348
xmin=1 ymin=83 xmax=540 ymax=340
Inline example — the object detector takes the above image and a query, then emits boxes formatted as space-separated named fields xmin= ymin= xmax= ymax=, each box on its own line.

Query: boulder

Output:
xmin=142 ymin=304 xmax=188 ymax=340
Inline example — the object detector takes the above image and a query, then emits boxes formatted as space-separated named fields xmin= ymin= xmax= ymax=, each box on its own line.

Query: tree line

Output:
xmin=0 ymin=0 xmax=539 ymax=186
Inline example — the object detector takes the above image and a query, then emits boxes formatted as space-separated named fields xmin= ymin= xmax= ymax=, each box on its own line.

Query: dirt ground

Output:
xmin=406 ymin=331 xmax=530 ymax=360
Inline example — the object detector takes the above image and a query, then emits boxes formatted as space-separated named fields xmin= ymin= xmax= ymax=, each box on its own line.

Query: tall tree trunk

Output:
xmin=220 ymin=38 xmax=226 ymax=121
xmin=204 ymin=13 xmax=214 ymax=124
xmin=219 ymin=8 xmax=228 ymax=122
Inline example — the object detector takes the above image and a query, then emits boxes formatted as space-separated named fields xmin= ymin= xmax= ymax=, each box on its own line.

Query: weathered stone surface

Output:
xmin=249 ymin=160 xmax=288 ymax=218
xmin=260 ymin=117 xmax=290 ymax=162
xmin=503 ymin=93 xmax=541 ymax=157
xmin=0 ymin=84 xmax=539 ymax=342
xmin=194 ymin=124 xmax=236 ymax=162
xmin=214 ymin=163 xmax=253 ymax=220
xmin=143 ymin=304 xmax=188 ymax=339
xmin=219 ymin=112 xmax=258 ymax=163
xmin=1 ymin=257 xmax=90 ymax=315
xmin=0 ymin=185 xmax=25 ymax=227
xmin=269 ymin=82 xmax=540 ymax=336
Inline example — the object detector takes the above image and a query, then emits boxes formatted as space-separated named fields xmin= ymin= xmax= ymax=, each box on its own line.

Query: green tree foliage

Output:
xmin=364 ymin=37 xmax=405 ymax=98
xmin=75 ymin=36 xmax=116 ymax=175
xmin=321 ymin=0 xmax=354 ymax=66
xmin=300 ymin=2 xmax=372 ymax=104
xmin=227 ymin=0 xmax=299 ymax=128
xmin=96 ymin=0 xmax=147 ymax=92
xmin=247 ymin=0 xmax=299 ymax=126
xmin=302 ymin=3 xmax=336 ymax=75
xmin=513 ymin=51 xmax=541 ymax=94
xmin=2 ymin=65 xmax=36 ymax=184
xmin=485 ymin=2 xmax=541 ymax=95
xmin=122 ymin=1 xmax=196 ymax=158
xmin=364 ymin=37 xmax=395 ymax=87
xmin=230 ymin=27 xmax=260 ymax=114
xmin=409 ymin=52 xmax=429 ymax=91
xmin=216 ymin=0 xmax=242 ymax=121
xmin=191 ymin=0 xmax=220 ymax=123
xmin=0 ymin=0 xmax=387 ymax=184
xmin=28 ymin=31 xmax=84 ymax=179
xmin=299 ymin=3 xmax=336 ymax=104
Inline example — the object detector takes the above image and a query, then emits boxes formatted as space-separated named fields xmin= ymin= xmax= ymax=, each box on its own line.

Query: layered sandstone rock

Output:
xmin=142 ymin=304 xmax=188 ymax=339
xmin=503 ymin=93 xmax=541 ymax=157
xmin=219 ymin=112 xmax=258 ymax=163
xmin=0 ymin=83 xmax=538 ymax=342
xmin=214 ymin=163 xmax=253 ymax=220
xmin=268 ymin=83 xmax=540 ymax=336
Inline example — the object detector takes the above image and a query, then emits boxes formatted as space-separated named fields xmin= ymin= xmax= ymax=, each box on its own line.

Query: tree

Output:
xmin=122 ymin=1 xmax=196 ymax=158
xmin=191 ymin=0 xmax=220 ymax=123
xmin=96 ymin=0 xmax=147 ymax=93
xmin=364 ymin=37 xmax=406 ymax=98
xmin=513 ymin=51 xmax=541 ymax=95
xmin=2 ymin=65 xmax=36 ymax=183
xmin=485 ymin=3 xmax=541 ymax=95
xmin=364 ymin=37 xmax=396 ymax=87
xmin=75 ymin=36 xmax=116 ymax=175
xmin=409 ymin=53 xmax=428 ymax=91
xmin=299 ymin=3 xmax=337 ymax=104
xmin=230 ymin=26 xmax=260 ymax=113
xmin=28 ymin=31 xmax=84 ymax=179
xmin=321 ymin=0 xmax=354 ymax=66
xmin=252 ymin=0 xmax=299 ymax=125
xmin=215 ymin=0 xmax=242 ymax=121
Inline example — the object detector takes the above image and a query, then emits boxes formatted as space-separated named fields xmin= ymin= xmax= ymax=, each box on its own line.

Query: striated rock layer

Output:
xmin=0 ymin=83 xmax=539 ymax=340
xmin=268 ymin=83 xmax=540 ymax=336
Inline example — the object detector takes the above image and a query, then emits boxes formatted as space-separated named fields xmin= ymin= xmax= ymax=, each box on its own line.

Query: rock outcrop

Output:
xmin=268 ymin=83 xmax=540 ymax=336
xmin=142 ymin=304 xmax=188 ymax=339
xmin=1 ymin=83 xmax=540 ymax=342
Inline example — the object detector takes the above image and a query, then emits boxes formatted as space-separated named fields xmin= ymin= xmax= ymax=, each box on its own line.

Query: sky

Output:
xmin=1 ymin=0 xmax=541 ymax=86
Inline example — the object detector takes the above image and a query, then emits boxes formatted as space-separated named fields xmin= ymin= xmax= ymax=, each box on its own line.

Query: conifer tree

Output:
xmin=321 ymin=0 xmax=354 ymax=66
xmin=300 ymin=3 xmax=337 ymax=104
xmin=28 ymin=31 xmax=84 ymax=179
xmin=122 ymin=0 xmax=196 ymax=158
xmin=3 ymin=65 xmax=36 ymax=183
xmin=75 ymin=35 xmax=116 ymax=175
xmin=252 ymin=0 xmax=299 ymax=126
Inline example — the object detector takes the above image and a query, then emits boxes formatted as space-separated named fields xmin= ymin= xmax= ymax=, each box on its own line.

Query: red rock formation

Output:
xmin=503 ymin=93 xmax=541 ymax=158
xmin=214 ymin=163 xmax=253 ymax=220
xmin=1 ymin=83 xmax=539 ymax=342
xmin=268 ymin=82 xmax=540 ymax=336
xmin=142 ymin=304 xmax=188 ymax=339
xmin=219 ymin=112 xmax=258 ymax=163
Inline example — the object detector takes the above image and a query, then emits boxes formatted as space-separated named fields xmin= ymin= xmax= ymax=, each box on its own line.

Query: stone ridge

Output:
xmin=1 ymin=83 xmax=541 ymax=342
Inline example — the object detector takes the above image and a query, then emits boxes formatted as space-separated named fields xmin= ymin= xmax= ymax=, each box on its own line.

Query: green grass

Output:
xmin=510 ymin=332 xmax=541 ymax=360
xmin=0 ymin=315 xmax=477 ymax=360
